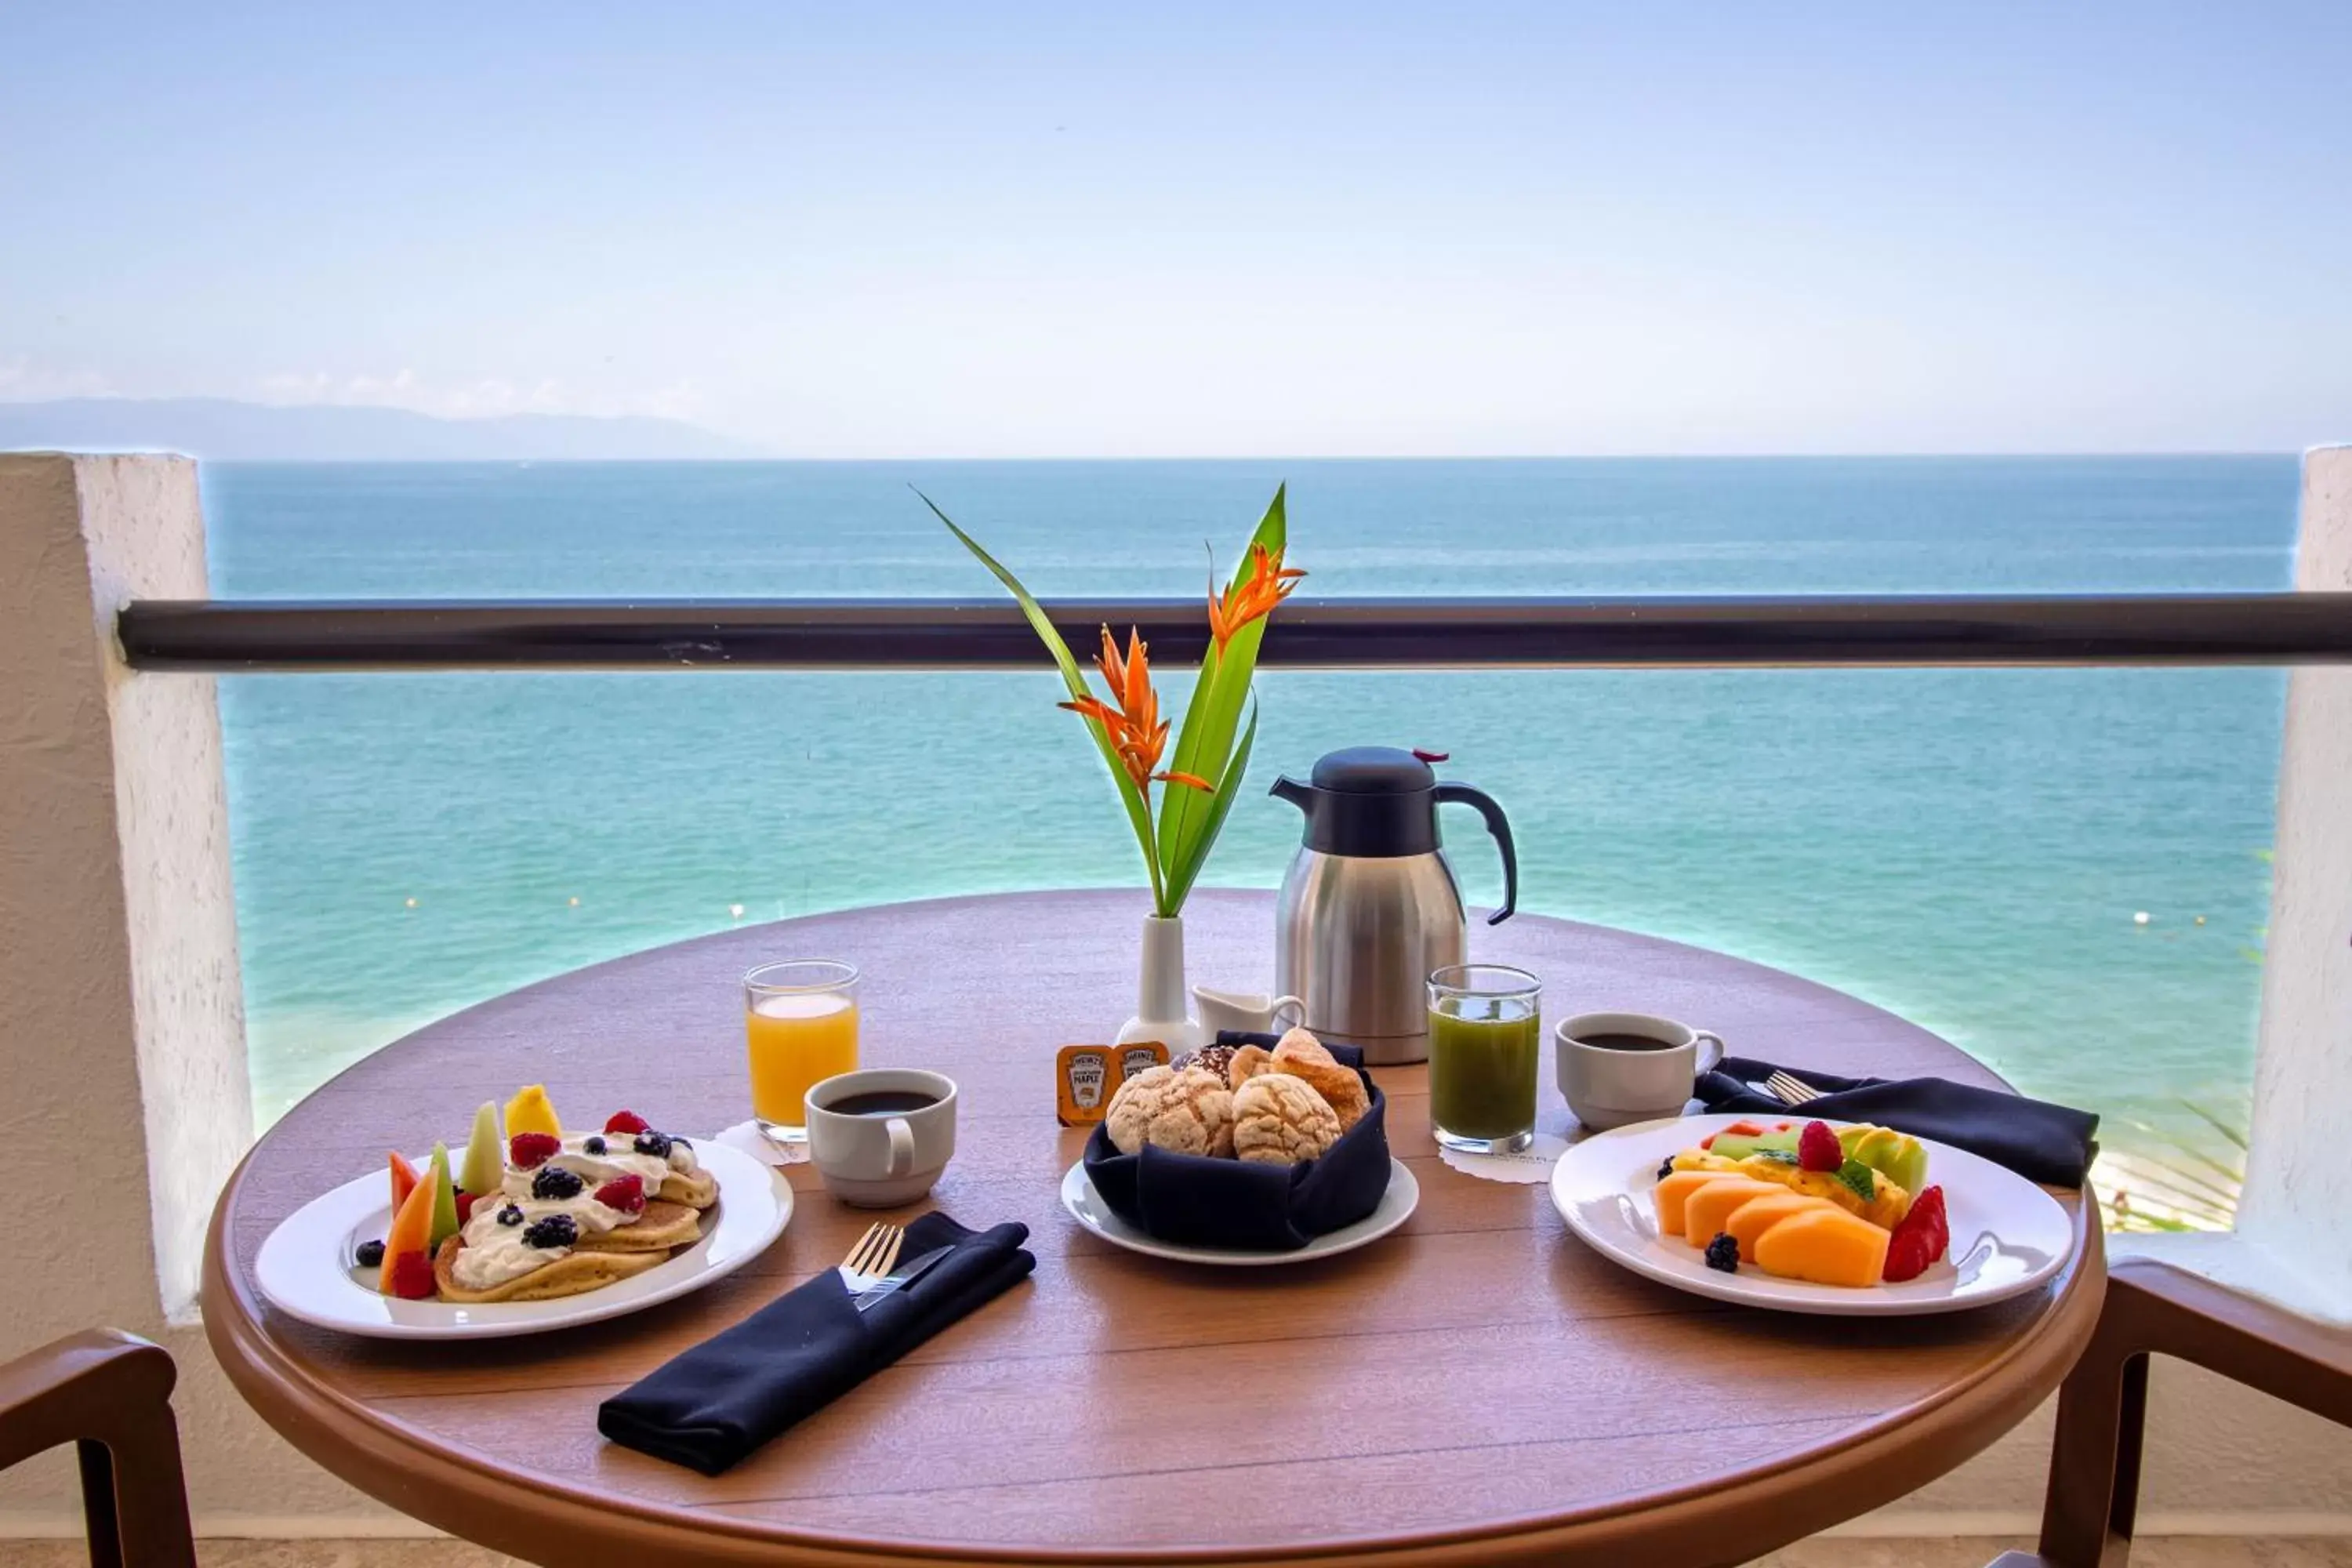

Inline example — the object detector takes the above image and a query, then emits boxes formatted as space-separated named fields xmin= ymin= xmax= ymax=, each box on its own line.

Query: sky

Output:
xmin=3 ymin=2 xmax=2349 ymax=456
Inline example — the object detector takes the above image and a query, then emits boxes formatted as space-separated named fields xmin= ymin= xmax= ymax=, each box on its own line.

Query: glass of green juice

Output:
xmin=1427 ymin=964 xmax=1543 ymax=1154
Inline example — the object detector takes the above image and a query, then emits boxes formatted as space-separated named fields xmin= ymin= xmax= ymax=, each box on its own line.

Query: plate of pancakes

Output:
xmin=255 ymin=1131 xmax=792 ymax=1340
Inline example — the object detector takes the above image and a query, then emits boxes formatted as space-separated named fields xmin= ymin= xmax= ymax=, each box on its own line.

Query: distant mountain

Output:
xmin=0 ymin=397 xmax=760 ymax=461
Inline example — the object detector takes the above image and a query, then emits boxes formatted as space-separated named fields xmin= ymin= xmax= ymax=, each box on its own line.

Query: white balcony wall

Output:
xmin=0 ymin=449 xmax=2346 ymax=1548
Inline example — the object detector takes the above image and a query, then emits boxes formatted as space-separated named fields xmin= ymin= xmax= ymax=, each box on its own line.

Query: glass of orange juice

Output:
xmin=744 ymin=960 xmax=859 ymax=1143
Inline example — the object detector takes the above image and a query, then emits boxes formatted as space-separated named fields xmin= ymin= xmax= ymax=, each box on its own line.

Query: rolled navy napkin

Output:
xmin=597 ymin=1211 xmax=1033 ymax=1475
xmin=1692 ymin=1055 xmax=2100 ymax=1188
xmin=1080 ymin=1034 xmax=1390 ymax=1250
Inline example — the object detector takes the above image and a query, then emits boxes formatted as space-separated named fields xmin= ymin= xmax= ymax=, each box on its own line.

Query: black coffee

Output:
xmin=824 ymin=1090 xmax=941 ymax=1116
xmin=1573 ymin=1033 xmax=1679 ymax=1052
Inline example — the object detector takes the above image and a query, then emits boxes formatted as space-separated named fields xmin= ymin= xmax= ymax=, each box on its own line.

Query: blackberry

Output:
xmin=1655 ymin=1156 xmax=1675 ymax=1181
xmin=496 ymin=1204 xmax=524 ymax=1227
xmin=583 ymin=1135 xmax=607 ymax=1156
xmin=633 ymin=1131 xmax=673 ymax=1159
xmin=531 ymin=1165 xmax=585 ymax=1200
xmin=1704 ymin=1232 xmax=1740 ymax=1273
xmin=354 ymin=1239 xmax=385 ymax=1268
xmin=522 ymin=1214 xmax=578 ymax=1249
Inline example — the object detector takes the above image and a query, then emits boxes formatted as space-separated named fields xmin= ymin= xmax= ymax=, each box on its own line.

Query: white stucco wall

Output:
xmin=0 ymin=451 xmax=2344 ymax=1544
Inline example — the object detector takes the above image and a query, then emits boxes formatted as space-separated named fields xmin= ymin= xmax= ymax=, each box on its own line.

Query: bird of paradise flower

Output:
xmin=921 ymin=485 xmax=1301 ymax=918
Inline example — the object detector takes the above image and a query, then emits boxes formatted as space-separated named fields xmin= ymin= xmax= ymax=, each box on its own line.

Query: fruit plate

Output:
xmin=254 ymin=1140 xmax=793 ymax=1340
xmin=1549 ymin=1113 xmax=2075 ymax=1316
xmin=1060 ymin=1158 xmax=1419 ymax=1267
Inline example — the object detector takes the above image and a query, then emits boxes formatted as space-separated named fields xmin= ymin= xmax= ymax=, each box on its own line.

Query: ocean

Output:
xmin=206 ymin=456 xmax=2296 ymax=1184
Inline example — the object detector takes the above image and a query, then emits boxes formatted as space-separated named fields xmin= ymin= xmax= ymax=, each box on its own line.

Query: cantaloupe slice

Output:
xmin=1680 ymin=1177 xmax=1787 ymax=1249
xmin=378 ymin=1166 xmax=440 ymax=1296
xmin=1654 ymin=1168 xmax=1744 ymax=1236
xmin=1754 ymin=1206 xmax=1891 ymax=1288
xmin=1722 ymin=1192 xmax=1835 ymax=1263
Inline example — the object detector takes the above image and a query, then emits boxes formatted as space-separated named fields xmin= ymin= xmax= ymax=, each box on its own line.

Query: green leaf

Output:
xmin=920 ymin=488 xmax=1165 ymax=909
xmin=1162 ymin=702 xmax=1258 ymax=910
xmin=1156 ymin=484 xmax=1287 ymax=881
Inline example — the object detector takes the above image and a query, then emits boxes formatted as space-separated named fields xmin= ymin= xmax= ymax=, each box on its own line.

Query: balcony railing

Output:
xmin=114 ymin=592 xmax=2352 ymax=670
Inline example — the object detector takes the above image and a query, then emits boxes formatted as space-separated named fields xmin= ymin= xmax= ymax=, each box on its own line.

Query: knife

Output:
xmin=851 ymin=1243 xmax=954 ymax=1313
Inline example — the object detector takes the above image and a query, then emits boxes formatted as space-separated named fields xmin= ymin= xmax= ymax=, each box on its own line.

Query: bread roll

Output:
xmin=1232 ymin=1072 xmax=1343 ymax=1164
xmin=1226 ymin=1044 xmax=1273 ymax=1089
xmin=1105 ymin=1065 xmax=1236 ymax=1158
xmin=1269 ymin=1028 xmax=1370 ymax=1132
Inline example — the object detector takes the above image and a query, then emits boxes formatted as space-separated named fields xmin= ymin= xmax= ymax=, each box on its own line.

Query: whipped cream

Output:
xmin=449 ymin=1129 xmax=698 ymax=1290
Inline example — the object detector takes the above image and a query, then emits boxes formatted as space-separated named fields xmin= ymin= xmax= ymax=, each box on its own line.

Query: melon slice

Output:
xmin=1680 ymin=1177 xmax=1788 ymax=1249
xmin=388 ymin=1151 xmax=420 ymax=1215
xmin=1754 ymin=1206 xmax=1891 ymax=1288
xmin=1722 ymin=1192 xmax=1835 ymax=1263
xmin=379 ymin=1167 xmax=440 ymax=1297
xmin=1654 ymin=1168 xmax=1745 ymax=1237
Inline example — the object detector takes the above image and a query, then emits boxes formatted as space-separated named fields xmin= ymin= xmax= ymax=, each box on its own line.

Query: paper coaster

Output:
xmin=713 ymin=1120 xmax=811 ymax=1167
xmin=1440 ymin=1132 xmax=1571 ymax=1184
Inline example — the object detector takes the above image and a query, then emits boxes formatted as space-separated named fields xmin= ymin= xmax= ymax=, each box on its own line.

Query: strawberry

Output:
xmin=593 ymin=1174 xmax=646 ymax=1214
xmin=1881 ymin=1185 xmax=1949 ymax=1283
xmin=509 ymin=1131 xmax=561 ymax=1168
xmin=454 ymin=1189 xmax=478 ymax=1226
xmin=1797 ymin=1120 xmax=1843 ymax=1173
xmin=387 ymin=1250 xmax=437 ymax=1300
xmin=604 ymin=1110 xmax=650 ymax=1136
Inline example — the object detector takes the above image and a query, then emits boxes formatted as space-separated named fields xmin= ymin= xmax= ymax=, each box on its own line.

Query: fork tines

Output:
xmin=840 ymin=1221 xmax=906 ymax=1280
xmin=1765 ymin=1070 xmax=1824 ymax=1107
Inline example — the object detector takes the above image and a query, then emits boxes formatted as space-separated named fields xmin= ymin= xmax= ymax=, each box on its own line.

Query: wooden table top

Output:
xmin=205 ymin=889 xmax=2103 ymax=1568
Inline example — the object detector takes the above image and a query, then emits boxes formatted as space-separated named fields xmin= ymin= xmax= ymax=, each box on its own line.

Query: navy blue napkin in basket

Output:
xmin=1080 ymin=1033 xmax=1390 ymax=1251
xmin=597 ymin=1211 xmax=1033 ymax=1475
xmin=1693 ymin=1056 xmax=2100 ymax=1188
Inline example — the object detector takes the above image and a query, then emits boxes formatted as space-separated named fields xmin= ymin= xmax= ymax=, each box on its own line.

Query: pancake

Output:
xmin=574 ymin=1198 xmax=703 ymax=1253
xmin=658 ymin=1166 xmax=718 ymax=1208
xmin=431 ymin=1233 xmax=669 ymax=1304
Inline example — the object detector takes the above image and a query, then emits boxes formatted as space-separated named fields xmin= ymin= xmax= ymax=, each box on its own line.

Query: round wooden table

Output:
xmin=205 ymin=890 xmax=2103 ymax=1567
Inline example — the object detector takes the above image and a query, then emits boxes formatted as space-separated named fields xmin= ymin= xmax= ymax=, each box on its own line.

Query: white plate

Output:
xmin=1548 ymin=1112 xmax=2075 ymax=1316
xmin=1060 ymin=1158 xmax=1419 ymax=1266
xmin=254 ymin=1139 xmax=793 ymax=1340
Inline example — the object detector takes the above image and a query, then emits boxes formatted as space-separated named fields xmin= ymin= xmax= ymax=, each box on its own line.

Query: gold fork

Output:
xmin=1764 ymin=1069 xmax=1824 ymax=1106
xmin=837 ymin=1221 xmax=906 ymax=1293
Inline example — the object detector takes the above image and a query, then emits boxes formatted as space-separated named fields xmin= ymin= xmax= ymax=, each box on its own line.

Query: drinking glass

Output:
xmin=1427 ymin=964 xmax=1543 ymax=1154
xmin=744 ymin=960 xmax=859 ymax=1143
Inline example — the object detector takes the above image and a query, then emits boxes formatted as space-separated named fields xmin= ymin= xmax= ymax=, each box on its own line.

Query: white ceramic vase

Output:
xmin=1115 ymin=913 xmax=1205 ymax=1055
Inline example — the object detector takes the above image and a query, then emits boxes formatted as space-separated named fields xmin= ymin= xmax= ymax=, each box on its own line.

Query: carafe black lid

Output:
xmin=1310 ymin=746 xmax=1436 ymax=796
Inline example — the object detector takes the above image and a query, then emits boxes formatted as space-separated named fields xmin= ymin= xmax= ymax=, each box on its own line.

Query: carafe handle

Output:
xmin=1432 ymin=782 xmax=1519 ymax=925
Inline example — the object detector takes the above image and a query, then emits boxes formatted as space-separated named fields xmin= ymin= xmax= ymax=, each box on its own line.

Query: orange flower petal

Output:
xmin=1156 ymin=770 xmax=1214 ymax=791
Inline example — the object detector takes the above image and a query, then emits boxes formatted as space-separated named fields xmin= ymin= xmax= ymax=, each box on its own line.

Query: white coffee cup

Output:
xmin=1191 ymin=985 xmax=1306 ymax=1037
xmin=1555 ymin=1012 xmax=1725 ymax=1131
xmin=804 ymin=1069 xmax=958 ymax=1209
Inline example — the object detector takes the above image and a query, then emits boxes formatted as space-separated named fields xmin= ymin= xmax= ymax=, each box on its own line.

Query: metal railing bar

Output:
xmin=114 ymin=593 xmax=2352 ymax=671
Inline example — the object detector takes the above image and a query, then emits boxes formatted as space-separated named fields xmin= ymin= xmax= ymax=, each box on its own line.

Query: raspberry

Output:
xmin=509 ymin=1131 xmax=561 ymax=1168
xmin=1881 ymin=1185 xmax=1950 ymax=1283
xmin=1704 ymin=1232 xmax=1740 ymax=1272
xmin=594 ymin=1174 xmax=646 ymax=1214
xmin=387 ymin=1251 xmax=436 ymax=1299
xmin=604 ymin=1110 xmax=650 ymax=1135
xmin=1798 ymin=1120 xmax=1843 ymax=1173
xmin=454 ymin=1190 xmax=478 ymax=1226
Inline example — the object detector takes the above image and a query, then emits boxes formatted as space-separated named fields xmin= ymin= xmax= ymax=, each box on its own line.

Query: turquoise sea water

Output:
xmin=208 ymin=458 xmax=2296 ymax=1166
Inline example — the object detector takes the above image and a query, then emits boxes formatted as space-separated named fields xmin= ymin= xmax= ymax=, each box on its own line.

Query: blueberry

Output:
xmin=522 ymin=1214 xmax=578 ymax=1249
xmin=1704 ymin=1232 xmax=1740 ymax=1273
xmin=1656 ymin=1156 xmax=1675 ymax=1181
xmin=496 ymin=1204 xmax=524 ymax=1227
xmin=531 ymin=1165 xmax=585 ymax=1200
xmin=633 ymin=1131 xmax=673 ymax=1159
xmin=354 ymin=1239 xmax=385 ymax=1267
xmin=583 ymin=1136 xmax=606 ymax=1156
